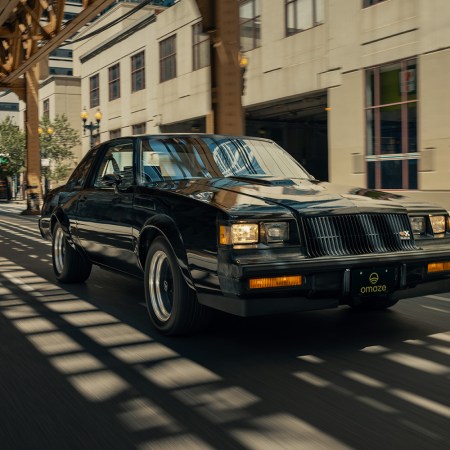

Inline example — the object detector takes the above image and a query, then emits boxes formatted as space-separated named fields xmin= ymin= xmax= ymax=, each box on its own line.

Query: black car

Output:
xmin=39 ymin=134 xmax=450 ymax=335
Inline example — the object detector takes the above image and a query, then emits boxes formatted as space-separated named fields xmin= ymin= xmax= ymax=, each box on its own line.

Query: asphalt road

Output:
xmin=1 ymin=201 xmax=449 ymax=450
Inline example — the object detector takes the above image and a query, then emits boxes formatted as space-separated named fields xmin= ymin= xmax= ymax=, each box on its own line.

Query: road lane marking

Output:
xmin=426 ymin=295 xmax=450 ymax=303
xmin=421 ymin=305 xmax=449 ymax=314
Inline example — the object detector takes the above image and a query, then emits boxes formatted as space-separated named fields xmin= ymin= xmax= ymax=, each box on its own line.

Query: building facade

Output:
xmin=73 ymin=0 xmax=450 ymax=208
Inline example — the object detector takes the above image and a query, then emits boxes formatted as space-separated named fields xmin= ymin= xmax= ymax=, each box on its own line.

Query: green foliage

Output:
xmin=40 ymin=114 xmax=81 ymax=183
xmin=0 ymin=114 xmax=80 ymax=183
xmin=0 ymin=116 xmax=26 ymax=177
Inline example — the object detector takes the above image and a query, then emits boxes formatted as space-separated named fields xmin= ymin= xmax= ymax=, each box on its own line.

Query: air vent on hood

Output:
xmin=227 ymin=176 xmax=295 ymax=186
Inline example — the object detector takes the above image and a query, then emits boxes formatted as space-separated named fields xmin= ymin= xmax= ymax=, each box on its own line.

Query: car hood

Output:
xmin=171 ymin=177 xmax=445 ymax=216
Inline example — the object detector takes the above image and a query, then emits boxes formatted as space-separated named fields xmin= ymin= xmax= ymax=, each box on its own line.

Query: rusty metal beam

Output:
xmin=23 ymin=64 xmax=41 ymax=214
xmin=0 ymin=1 xmax=21 ymax=26
xmin=195 ymin=0 xmax=214 ymax=32
xmin=196 ymin=0 xmax=244 ymax=135
xmin=0 ymin=0 xmax=115 ymax=87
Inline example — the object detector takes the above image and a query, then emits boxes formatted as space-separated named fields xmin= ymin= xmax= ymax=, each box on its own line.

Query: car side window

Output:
xmin=66 ymin=147 xmax=99 ymax=189
xmin=93 ymin=141 xmax=135 ymax=189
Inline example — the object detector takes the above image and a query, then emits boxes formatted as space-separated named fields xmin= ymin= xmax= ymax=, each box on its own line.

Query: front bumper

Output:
xmin=196 ymin=246 xmax=450 ymax=316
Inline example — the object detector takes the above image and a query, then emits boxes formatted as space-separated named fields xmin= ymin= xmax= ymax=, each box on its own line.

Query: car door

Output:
xmin=76 ymin=139 xmax=140 ymax=275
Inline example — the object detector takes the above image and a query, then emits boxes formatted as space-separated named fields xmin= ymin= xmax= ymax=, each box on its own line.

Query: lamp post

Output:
xmin=38 ymin=125 xmax=55 ymax=195
xmin=239 ymin=53 xmax=249 ymax=96
xmin=81 ymin=107 xmax=102 ymax=147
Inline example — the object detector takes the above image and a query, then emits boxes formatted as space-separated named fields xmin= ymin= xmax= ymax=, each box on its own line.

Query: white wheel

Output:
xmin=144 ymin=236 xmax=211 ymax=335
xmin=52 ymin=222 xmax=92 ymax=283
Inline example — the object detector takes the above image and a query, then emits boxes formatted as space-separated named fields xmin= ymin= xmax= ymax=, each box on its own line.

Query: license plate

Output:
xmin=351 ymin=267 xmax=397 ymax=296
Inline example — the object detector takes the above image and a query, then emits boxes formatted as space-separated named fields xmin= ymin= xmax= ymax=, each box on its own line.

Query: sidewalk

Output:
xmin=0 ymin=200 xmax=33 ymax=215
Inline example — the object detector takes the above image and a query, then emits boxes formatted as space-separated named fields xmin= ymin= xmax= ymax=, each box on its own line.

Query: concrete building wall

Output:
xmin=155 ymin=1 xmax=210 ymax=127
xmin=244 ymin=2 xmax=329 ymax=106
xmin=0 ymin=91 xmax=20 ymax=124
xmin=71 ymin=0 xmax=450 ymax=207
xmin=75 ymin=1 xmax=209 ymax=152
xmin=323 ymin=0 xmax=450 ymax=207
xmin=418 ymin=49 xmax=450 ymax=190
xmin=328 ymin=71 xmax=366 ymax=187
xmin=39 ymin=76 xmax=82 ymax=164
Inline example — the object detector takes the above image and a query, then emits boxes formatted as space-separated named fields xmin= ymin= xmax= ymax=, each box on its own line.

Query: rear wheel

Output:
xmin=52 ymin=222 xmax=92 ymax=283
xmin=144 ymin=236 xmax=211 ymax=335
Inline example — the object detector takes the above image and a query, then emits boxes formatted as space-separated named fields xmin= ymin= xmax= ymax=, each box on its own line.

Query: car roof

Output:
xmin=103 ymin=133 xmax=273 ymax=144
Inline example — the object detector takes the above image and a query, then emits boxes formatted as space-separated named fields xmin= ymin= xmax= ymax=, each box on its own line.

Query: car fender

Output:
xmin=50 ymin=207 xmax=76 ymax=249
xmin=137 ymin=215 xmax=195 ymax=290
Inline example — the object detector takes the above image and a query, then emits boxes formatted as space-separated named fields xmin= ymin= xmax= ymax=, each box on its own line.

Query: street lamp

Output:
xmin=81 ymin=107 xmax=102 ymax=147
xmin=239 ymin=53 xmax=249 ymax=96
xmin=38 ymin=125 xmax=55 ymax=195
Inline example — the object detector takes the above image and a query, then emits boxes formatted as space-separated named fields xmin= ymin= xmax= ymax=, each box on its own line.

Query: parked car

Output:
xmin=39 ymin=134 xmax=450 ymax=335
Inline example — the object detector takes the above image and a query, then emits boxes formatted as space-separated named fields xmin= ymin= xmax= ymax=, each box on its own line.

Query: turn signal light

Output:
xmin=427 ymin=262 xmax=450 ymax=273
xmin=249 ymin=275 xmax=302 ymax=289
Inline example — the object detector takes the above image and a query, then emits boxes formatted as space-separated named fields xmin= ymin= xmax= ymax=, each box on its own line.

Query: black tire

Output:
xmin=349 ymin=295 xmax=399 ymax=311
xmin=144 ymin=236 xmax=211 ymax=336
xmin=52 ymin=222 xmax=92 ymax=283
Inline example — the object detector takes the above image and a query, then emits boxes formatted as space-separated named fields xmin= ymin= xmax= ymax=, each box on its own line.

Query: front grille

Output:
xmin=303 ymin=213 xmax=417 ymax=257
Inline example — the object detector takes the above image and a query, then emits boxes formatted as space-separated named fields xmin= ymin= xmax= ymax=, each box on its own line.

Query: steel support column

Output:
xmin=24 ymin=65 xmax=41 ymax=214
xmin=197 ymin=0 xmax=244 ymax=135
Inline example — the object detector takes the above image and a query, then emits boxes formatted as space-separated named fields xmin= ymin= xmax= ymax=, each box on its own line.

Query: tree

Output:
xmin=39 ymin=114 xmax=81 ymax=184
xmin=0 ymin=116 xmax=26 ymax=178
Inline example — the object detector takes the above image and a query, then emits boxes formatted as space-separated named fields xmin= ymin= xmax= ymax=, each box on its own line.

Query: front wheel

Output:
xmin=52 ymin=222 xmax=92 ymax=283
xmin=144 ymin=236 xmax=211 ymax=336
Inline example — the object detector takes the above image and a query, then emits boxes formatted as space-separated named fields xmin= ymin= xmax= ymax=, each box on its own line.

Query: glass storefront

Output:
xmin=365 ymin=59 xmax=418 ymax=189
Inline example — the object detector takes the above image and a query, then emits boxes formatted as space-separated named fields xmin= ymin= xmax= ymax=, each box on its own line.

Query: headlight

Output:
xmin=430 ymin=215 xmax=446 ymax=234
xmin=261 ymin=222 xmax=289 ymax=243
xmin=410 ymin=216 xmax=426 ymax=235
xmin=220 ymin=223 xmax=258 ymax=245
xmin=219 ymin=221 xmax=290 ymax=245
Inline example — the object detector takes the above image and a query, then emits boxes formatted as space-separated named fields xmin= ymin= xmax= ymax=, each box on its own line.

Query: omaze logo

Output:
xmin=369 ymin=272 xmax=379 ymax=285
xmin=360 ymin=271 xmax=387 ymax=294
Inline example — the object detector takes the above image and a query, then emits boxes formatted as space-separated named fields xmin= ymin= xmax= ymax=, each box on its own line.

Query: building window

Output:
xmin=240 ymin=0 xmax=261 ymax=51
xmin=89 ymin=74 xmax=99 ymax=108
xmin=109 ymin=129 xmax=122 ymax=139
xmin=365 ymin=59 xmax=418 ymax=190
xmin=131 ymin=51 xmax=145 ymax=92
xmin=285 ymin=0 xmax=325 ymax=36
xmin=363 ymin=0 xmax=387 ymax=7
xmin=49 ymin=67 xmax=73 ymax=75
xmin=108 ymin=63 xmax=120 ymax=101
xmin=132 ymin=123 xmax=146 ymax=135
xmin=43 ymin=99 xmax=50 ymax=118
xmin=160 ymin=36 xmax=177 ymax=82
xmin=50 ymin=49 xmax=73 ymax=58
xmin=193 ymin=23 xmax=210 ymax=71
xmin=63 ymin=12 xmax=78 ymax=21
xmin=0 ymin=102 xmax=19 ymax=112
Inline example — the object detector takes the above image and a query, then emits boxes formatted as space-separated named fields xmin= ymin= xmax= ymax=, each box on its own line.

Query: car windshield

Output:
xmin=139 ymin=135 xmax=312 ymax=183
